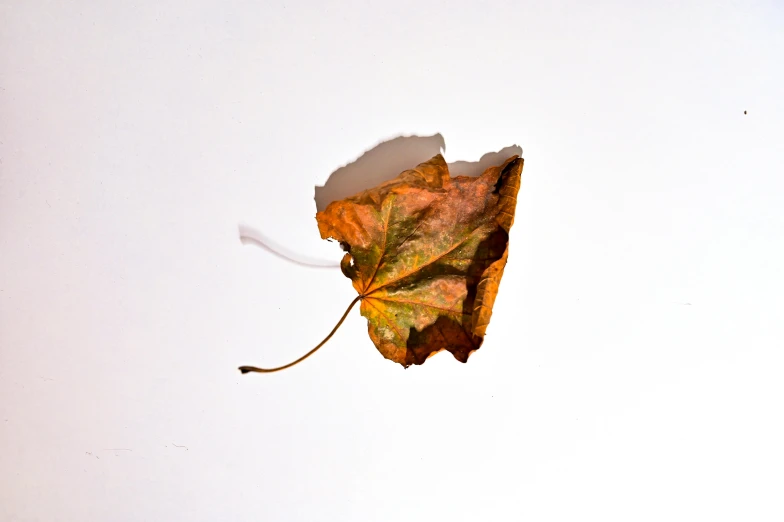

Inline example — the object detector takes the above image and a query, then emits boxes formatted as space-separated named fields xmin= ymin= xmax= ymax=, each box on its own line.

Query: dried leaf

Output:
xmin=240 ymin=154 xmax=523 ymax=373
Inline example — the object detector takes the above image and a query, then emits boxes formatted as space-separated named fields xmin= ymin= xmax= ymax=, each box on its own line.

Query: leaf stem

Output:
xmin=238 ymin=295 xmax=363 ymax=374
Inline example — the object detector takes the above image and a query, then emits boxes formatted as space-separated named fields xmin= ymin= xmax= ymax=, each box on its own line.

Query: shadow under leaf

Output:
xmin=314 ymin=134 xmax=522 ymax=212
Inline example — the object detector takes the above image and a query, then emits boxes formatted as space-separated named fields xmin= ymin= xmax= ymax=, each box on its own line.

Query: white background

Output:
xmin=2 ymin=1 xmax=783 ymax=520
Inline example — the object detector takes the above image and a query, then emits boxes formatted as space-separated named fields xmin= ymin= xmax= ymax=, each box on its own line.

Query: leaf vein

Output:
xmin=366 ymin=227 xmax=485 ymax=293
xmin=363 ymin=201 xmax=393 ymax=294
xmin=372 ymin=296 xmax=470 ymax=316
xmin=363 ymin=298 xmax=407 ymax=342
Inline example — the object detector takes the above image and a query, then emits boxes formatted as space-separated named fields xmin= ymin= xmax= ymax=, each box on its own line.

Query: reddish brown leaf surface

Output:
xmin=316 ymin=154 xmax=523 ymax=367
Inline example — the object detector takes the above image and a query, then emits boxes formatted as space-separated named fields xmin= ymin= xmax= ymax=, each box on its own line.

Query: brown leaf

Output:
xmin=239 ymin=154 xmax=522 ymax=374
xmin=317 ymin=154 xmax=523 ymax=367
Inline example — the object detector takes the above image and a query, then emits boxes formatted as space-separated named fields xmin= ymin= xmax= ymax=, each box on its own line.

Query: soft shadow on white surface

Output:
xmin=238 ymin=223 xmax=339 ymax=268
xmin=313 ymin=134 xmax=446 ymax=212
xmin=313 ymin=135 xmax=523 ymax=212
xmin=448 ymin=145 xmax=524 ymax=177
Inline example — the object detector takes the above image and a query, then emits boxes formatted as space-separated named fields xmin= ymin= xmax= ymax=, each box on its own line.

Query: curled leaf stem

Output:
xmin=239 ymin=295 xmax=363 ymax=374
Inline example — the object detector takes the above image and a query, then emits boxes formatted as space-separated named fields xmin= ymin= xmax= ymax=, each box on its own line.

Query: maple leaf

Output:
xmin=240 ymin=154 xmax=523 ymax=373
